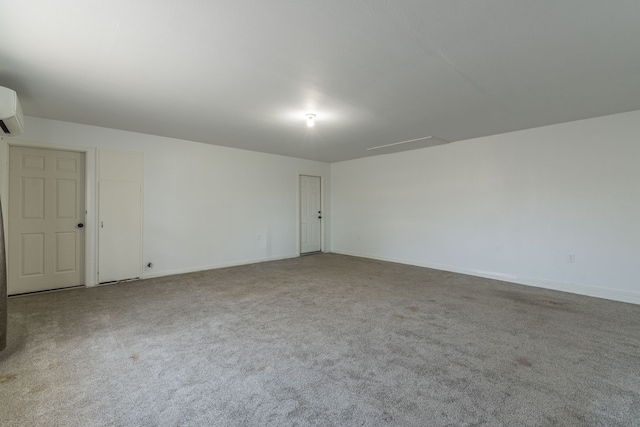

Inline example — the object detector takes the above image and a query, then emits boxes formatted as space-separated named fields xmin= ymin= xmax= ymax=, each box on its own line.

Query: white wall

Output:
xmin=1 ymin=117 xmax=330 ymax=285
xmin=331 ymin=110 xmax=640 ymax=304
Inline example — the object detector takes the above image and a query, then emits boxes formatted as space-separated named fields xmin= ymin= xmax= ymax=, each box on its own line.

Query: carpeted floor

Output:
xmin=1 ymin=253 xmax=639 ymax=426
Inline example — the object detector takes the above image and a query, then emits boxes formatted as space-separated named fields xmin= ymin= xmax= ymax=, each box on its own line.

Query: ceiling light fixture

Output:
xmin=305 ymin=113 xmax=316 ymax=128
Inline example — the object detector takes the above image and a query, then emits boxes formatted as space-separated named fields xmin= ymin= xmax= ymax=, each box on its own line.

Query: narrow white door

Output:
xmin=8 ymin=147 xmax=85 ymax=295
xmin=300 ymin=175 xmax=322 ymax=253
xmin=97 ymin=150 xmax=143 ymax=283
xmin=98 ymin=181 xmax=142 ymax=283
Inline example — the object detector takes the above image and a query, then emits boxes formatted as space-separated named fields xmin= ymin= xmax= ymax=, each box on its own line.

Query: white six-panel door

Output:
xmin=8 ymin=147 xmax=85 ymax=295
xmin=300 ymin=175 xmax=322 ymax=254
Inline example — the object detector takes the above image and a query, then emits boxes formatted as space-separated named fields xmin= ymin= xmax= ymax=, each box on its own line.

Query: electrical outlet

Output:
xmin=568 ymin=254 xmax=575 ymax=263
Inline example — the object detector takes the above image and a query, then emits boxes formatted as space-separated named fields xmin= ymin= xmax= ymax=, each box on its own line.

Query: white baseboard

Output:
xmin=331 ymin=250 xmax=640 ymax=305
xmin=141 ymin=253 xmax=300 ymax=280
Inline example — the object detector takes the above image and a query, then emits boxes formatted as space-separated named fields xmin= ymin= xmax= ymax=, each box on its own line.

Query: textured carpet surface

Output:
xmin=1 ymin=254 xmax=639 ymax=426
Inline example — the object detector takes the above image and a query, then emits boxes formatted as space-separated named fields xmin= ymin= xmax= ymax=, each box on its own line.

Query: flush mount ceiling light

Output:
xmin=305 ymin=113 xmax=316 ymax=128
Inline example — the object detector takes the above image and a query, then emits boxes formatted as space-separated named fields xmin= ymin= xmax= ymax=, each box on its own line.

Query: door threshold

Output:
xmin=301 ymin=251 xmax=322 ymax=256
xmin=97 ymin=277 xmax=141 ymax=286
xmin=9 ymin=285 xmax=86 ymax=298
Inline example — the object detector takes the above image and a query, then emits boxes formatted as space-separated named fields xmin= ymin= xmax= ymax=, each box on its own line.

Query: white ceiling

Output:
xmin=2 ymin=1 xmax=640 ymax=163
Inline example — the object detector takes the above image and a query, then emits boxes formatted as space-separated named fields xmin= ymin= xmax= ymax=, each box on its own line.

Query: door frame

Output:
xmin=1 ymin=139 xmax=97 ymax=288
xmin=298 ymin=174 xmax=324 ymax=255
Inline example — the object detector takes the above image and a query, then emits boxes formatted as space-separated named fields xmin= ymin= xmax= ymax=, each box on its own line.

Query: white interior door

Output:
xmin=98 ymin=181 xmax=141 ymax=283
xmin=300 ymin=175 xmax=322 ymax=254
xmin=8 ymin=147 xmax=85 ymax=295
xmin=97 ymin=149 xmax=143 ymax=284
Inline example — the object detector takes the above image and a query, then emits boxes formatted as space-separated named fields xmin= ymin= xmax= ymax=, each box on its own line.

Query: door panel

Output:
xmin=55 ymin=232 xmax=77 ymax=272
xmin=56 ymin=179 xmax=77 ymax=218
xmin=22 ymin=178 xmax=45 ymax=219
xmin=300 ymin=175 xmax=322 ymax=253
xmin=21 ymin=233 xmax=45 ymax=276
xmin=8 ymin=147 xmax=85 ymax=294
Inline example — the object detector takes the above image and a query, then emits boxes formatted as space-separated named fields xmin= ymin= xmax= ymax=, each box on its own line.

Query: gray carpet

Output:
xmin=1 ymin=254 xmax=639 ymax=426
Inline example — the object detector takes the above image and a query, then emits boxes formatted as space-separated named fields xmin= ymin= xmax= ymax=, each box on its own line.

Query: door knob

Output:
xmin=318 ymin=216 xmax=322 ymax=219
xmin=77 ymin=223 xmax=84 ymax=228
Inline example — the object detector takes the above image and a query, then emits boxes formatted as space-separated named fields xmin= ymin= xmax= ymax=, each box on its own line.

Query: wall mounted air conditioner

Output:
xmin=0 ymin=86 xmax=24 ymax=136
